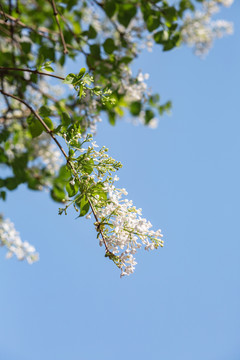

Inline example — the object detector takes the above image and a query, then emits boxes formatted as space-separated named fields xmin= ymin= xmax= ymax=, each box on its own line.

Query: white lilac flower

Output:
xmin=0 ymin=216 xmax=39 ymax=264
xmin=181 ymin=0 xmax=234 ymax=56
xmin=93 ymin=179 xmax=164 ymax=277
xmin=120 ymin=67 xmax=151 ymax=106
xmin=58 ymin=135 xmax=163 ymax=276
xmin=31 ymin=133 xmax=63 ymax=176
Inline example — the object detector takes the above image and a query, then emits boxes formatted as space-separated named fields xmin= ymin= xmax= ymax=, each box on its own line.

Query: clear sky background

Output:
xmin=1 ymin=2 xmax=240 ymax=360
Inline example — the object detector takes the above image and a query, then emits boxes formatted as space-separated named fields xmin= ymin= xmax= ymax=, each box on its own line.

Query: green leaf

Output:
xmin=0 ymin=191 xmax=6 ymax=201
xmin=88 ymin=25 xmax=97 ymax=39
xmin=108 ymin=111 xmax=116 ymax=125
xmin=78 ymin=84 xmax=84 ymax=98
xmin=63 ymin=73 xmax=76 ymax=84
xmin=145 ymin=109 xmax=154 ymax=124
xmin=91 ymin=183 xmax=107 ymax=201
xmin=90 ymin=44 xmax=101 ymax=59
xmin=82 ymin=158 xmax=94 ymax=175
xmin=77 ymin=194 xmax=90 ymax=217
xmin=78 ymin=67 xmax=86 ymax=78
xmin=130 ymin=101 xmax=141 ymax=116
xmin=146 ymin=15 xmax=160 ymax=32
xmin=154 ymin=30 xmax=169 ymax=44
xmin=158 ymin=101 xmax=172 ymax=115
xmin=61 ymin=111 xmax=71 ymax=126
xmin=27 ymin=115 xmax=43 ymax=138
xmin=5 ymin=177 xmax=19 ymax=190
xmin=163 ymin=34 xmax=181 ymax=51
xmin=103 ymin=38 xmax=116 ymax=54
xmin=43 ymin=66 xmax=54 ymax=72
xmin=43 ymin=117 xmax=54 ymax=131
xmin=120 ymin=56 xmax=133 ymax=64
xmin=117 ymin=4 xmax=137 ymax=28
xmin=51 ymin=185 xmax=66 ymax=202
xmin=58 ymin=165 xmax=72 ymax=181
xmin=163 ymin=7 xmax=178 ymax=22
xmin=104 ymin=0 xmax=116 ymax=17
xmin=39 ymin=105 xmax=52 ymax=117
xmin=149 ymin=94 xmax=160 ymax=106
xmin=21 ymin=42 xmax=31 ymax=53
xmin=66 ymin=181 xmax=78 ymax=197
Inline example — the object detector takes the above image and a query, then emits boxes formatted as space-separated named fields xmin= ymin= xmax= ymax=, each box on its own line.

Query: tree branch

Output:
xmin=49 ymin=0 xmax=68 ymax=54
xmin=0 ymin=89 xmax=110 ymax=255
xmin=0 ymin=11 xmax=83 ymax=52
xmin=0 ymin=89 xmax=69 ymax=160
xmin=0 ymin=67 xmax=65 ymax=80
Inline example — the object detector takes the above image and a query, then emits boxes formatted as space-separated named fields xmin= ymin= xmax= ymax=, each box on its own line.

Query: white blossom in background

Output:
xmin=0 ymin=215 xmax=39 ymax=264
xmin=78 ymin=96 xmax=103 ymax=134
xmin=181 ymin=0 xmax=234 ymax=56
xmin=123 ymin=70 xmax=149 ymax=102
xmin=0 ymin=120 xmax=62 ymax=185
xmin=31 ymin=133 xmax=63 ymax=177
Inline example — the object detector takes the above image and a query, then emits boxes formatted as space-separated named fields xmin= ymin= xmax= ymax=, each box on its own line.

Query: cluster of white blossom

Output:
xmin=0 ymin=215 xmax=39 ymax=263
xmin=60 ymin=133 xmax=163 ymax=276
xmin=122 ymin=69 xmax=150 ymax=103
xmin=0 ymin=119 xmax=62 ymax=182
xmin=82 ymin=3 xmax=153 ymax=55
xmin=181 ymin=0 xmax=234 ymax=56
xmin=93 ymin=177 xmax=164 ymax=277
xmin=77 ymin=96 xmax=103 ymax=135
xmin=118 ymin=67 xmax=159 ymax=128
xmin=116 ymin=14 xmax=154 ymax=54
xmin=81 ymin=4 xmax=105 ymax=33
xmin=31 ymin=133 xmax=63 ymax=177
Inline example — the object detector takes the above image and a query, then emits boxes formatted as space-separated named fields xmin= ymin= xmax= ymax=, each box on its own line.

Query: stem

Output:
xmin=87 ymin=197 xmax=111 ymax=254
xmin=0 ymin=67 xmax=64 ymax=80
xmin=49 ymin=0 xmax=68 ymax=54
xmin=0 ymin=10 xmax=61 ymax=44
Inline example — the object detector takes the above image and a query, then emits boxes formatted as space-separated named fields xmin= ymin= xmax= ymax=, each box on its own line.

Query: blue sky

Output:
xmin=1 ymin=2 xmax=240 ymax=360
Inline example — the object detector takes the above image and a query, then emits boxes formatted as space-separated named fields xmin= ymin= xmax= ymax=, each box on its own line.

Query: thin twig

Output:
xmin=87 ymin=197 xmax=111 ymax=254
xmin=8 ymin=0 xmax=16 ymax=65
xmin=0 ymin=89 xmax=69 ymax=160
xmin=49 ymin=0 xmax=68 ymax=54
xmin=0 ymin=13 xmax=81 ymax=52
xmin=0 ymin=10 xmax=58 ymax=40
xmin=0 ymin=66 xmax=65 ymax=80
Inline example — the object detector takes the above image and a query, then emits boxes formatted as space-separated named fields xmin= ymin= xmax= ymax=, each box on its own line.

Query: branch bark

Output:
xmin=49 ymin=0 xmax=68 ymax=54
xmin=0 ymin=67 xmax=65 ymax=80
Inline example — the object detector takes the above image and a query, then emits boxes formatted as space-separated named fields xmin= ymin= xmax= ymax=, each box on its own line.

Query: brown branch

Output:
xmin=0 ymin=10 xmax=58 ymax=41
xmin=0 ymin=13 xmax=81 ymax=52
xmin=0 ymin=66 xmax=65 ymax=80
xmin=49 ymin=0 xmax=68 ymax=54
xmin=0 ymin=89 xmax=69 ymax=160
